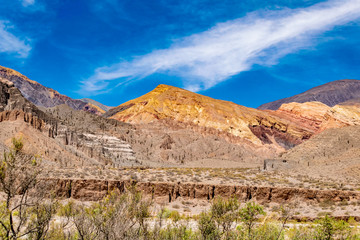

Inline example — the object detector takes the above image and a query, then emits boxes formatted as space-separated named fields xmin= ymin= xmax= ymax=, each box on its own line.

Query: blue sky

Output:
xmin=1 ymin=0 xmax=360 ymax=108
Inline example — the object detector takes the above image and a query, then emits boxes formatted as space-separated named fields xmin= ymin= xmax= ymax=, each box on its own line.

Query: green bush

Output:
xmin=198 ymin=211 xmax=221 ymax=240
xmin=239 ymin=201 xmax=265 ymax=239
xmin=157 ymin=225 xmax=196 ymax=240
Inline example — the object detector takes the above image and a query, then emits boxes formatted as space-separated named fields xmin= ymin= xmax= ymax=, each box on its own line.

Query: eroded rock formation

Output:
xmin=40 ymin=178 xmax=360 ymax=204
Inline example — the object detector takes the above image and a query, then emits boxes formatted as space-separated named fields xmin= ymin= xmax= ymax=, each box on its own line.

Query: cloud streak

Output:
xmin=85 ymin=0 xmax=360 ymax=93
xmin=0 ymin=21 xmax=31 ymax=58
xmin=21 ymin=0 xmax=35 ymax=7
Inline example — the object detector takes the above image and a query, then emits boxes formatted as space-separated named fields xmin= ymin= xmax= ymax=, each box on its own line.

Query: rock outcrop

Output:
xmin=57 ymin=132 xmax=136 ymax=166
xmin=0 ymin=77 xmax=57 ymax=126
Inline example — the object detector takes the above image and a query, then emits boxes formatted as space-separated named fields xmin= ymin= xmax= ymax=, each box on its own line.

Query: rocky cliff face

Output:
xmin=0 ymin=77 xmax=56 ymax=126
xmin=258 ymin=79 xmax=360 ymax=110
xmin=41 ymin=178 xmax=360 ymax=204
xmin=0 ymin=66 xmax=108 ymax=115
xmin=57 ymin=131 xmax=136 ymax=166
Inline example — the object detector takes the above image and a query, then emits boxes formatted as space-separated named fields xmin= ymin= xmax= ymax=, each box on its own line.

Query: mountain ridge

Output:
xmin=258 ymin=79 xmax=360 ymax=110
xmin=80 ymin=98 xmax=112 ymax=112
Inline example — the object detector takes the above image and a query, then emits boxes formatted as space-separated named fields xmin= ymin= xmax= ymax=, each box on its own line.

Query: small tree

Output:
xmin=0 ymin=137 xmax=56 ymax=239
xmin=210 ymin=196 xmax=240 ymax=237
xmin=276 ymin=204 xmax=294 ymax=240
xmin=239 ymin=201 xmax=265 ymax=240
xmin=315 ymin=215 xmax=353 ymax=240
xmin=316 ymin=215 xmax=334 ymax=240
xmin=156 ymin=206 xmax=170 ymax=229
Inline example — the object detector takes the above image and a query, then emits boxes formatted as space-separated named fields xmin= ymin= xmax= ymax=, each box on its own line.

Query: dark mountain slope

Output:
xmin=0 ymin=65 xmax=105 ymax=115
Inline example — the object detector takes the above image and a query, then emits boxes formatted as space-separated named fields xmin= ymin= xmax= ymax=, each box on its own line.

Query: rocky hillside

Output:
xmin=105 ymin=84 xmax=315 ymax=150
xmin=271 ymin=101 xmax=360 ymax=134
xmin=0 ymin=75 xmax=276 ymax=168
xmin=338 ymin=98 xmax=360 ymax=107
xmin=2 ymin=77 xmax=257 ymax=168
xmin=0 ymin=77 xmax=139 ymax=168
xmin=0 ymin=77 xmax=55 ymax=126
xmin=105 ymin=84 xmax=360 ymax=151
xmin=0 ymin=65 xmax=107 ymax=115
xmin=3 ymin=66 xmax=360 ymax=169
xmin=274 ymin=125 xmax=360 ymax=180
xmin=258 ymin=79 xmax=360 ymax=110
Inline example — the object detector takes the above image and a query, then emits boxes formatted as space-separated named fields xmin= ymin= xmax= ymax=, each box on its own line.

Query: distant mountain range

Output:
xmin=258 ymin=79 xmax=360 ymax=110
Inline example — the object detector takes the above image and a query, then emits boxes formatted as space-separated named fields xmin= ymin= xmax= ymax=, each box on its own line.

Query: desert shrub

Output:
xmin=286 ymin=225 xmax=316 ymax=240
xmin=0 ymin=137 xmax=57 ymax=240
xmin=251 ymin=222 xmax=283 ymax=240
xmin=197 ymin=196 xmax=242 ymax=239
xmin=315 ymin=215 xmax=355 ymax=240
xmin=198 ymin=211 xmax=220 ymax=240
xmin=287 ymin=216 xmax=357 ymax=240
xmin=62 ymin=190 xmax=152 ymax=240
xmin=169 ymin=210 xmax=181 ymax=224
xmin=238 ymin=201 xmax=265 ymax=240
xmin=236 ymin=222 xmax=284 ymax=240
xmin=211 ymin=197 xmax=240 ymax=234
xmin=156 ymin=224 xmax=196 ymax=240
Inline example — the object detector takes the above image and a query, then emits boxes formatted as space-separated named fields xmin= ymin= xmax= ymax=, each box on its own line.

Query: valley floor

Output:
xmin=43 ymin=166 xmax=360 ymax=221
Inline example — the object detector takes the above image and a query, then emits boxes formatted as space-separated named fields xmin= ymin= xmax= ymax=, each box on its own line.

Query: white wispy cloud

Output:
xmin=21 ymin=0 xmax=35 ymax=7
xmin=0 ymin=21 xmax=31 ymax=58
xmin=84 ymin=0 xmax=360 ymax=93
